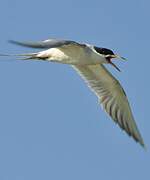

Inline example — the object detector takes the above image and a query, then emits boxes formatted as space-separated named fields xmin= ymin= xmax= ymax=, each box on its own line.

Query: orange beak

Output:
xmin=112 ymin=54 xmax=127 ymax=60
xmin=108 ymin=54 xmax=126 ymax=72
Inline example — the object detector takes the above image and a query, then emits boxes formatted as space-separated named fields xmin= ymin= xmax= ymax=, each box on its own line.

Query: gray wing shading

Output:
xmin=9 ymin=39 xmax=85 ymax=49
xmin=72 ymin=64 xmax=145 ymax=147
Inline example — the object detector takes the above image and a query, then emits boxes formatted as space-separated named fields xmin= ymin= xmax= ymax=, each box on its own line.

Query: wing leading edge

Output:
xmin=8 ymin=39 xmax=85 ymax=49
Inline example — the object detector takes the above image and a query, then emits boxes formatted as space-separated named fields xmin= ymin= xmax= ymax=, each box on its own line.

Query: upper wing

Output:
xmin=9 ymin=39 xmax=85 ymax=49
xmin=73 ymin=64 xmax=145 ymax=147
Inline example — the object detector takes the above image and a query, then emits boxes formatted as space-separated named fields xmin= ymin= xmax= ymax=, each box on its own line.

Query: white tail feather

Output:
xmin=0 ymin=53 xmax=38 ymax=60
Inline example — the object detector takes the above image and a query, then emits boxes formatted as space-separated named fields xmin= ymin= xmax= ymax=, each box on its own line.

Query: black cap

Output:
xmin=94 ymin=46 xmax=114 ymax=55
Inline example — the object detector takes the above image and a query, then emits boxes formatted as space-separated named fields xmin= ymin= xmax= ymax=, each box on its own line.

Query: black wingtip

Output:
xmin=8 ymin=40 xmax=26 ymax=46
xmin=8 ymin=40 xmax=17 ymax=44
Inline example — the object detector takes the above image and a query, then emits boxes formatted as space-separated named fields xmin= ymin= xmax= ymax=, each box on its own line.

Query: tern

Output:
xmin=1 ymin=38 xmax=145 ymax=147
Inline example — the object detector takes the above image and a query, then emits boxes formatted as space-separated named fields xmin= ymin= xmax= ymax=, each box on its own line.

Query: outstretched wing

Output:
xmin=9 ymin=39 xmax=85 ymax=49
xmin=73 ymin=64 xmax=145 ymax=147
xmin=3 ymin=38 xmax=87 ymax=61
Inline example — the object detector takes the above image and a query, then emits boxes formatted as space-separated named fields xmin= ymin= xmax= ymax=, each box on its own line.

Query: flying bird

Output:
xmin=1 ymin=38 xmax=145 ymax=147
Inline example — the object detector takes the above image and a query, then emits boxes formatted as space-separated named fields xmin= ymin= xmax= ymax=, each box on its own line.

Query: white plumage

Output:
xmin=1 ymin=38 xmax=145 ymax=147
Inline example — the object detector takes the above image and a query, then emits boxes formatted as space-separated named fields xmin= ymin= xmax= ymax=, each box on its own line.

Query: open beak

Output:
xmin=107 ymin=54 xmax=126 ymax=72
xmin=112 ymin=54 xmax=127 ymax=60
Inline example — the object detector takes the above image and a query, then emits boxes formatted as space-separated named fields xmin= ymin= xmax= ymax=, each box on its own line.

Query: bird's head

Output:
xmin=94 ymin=47 xmax=126 ymax=72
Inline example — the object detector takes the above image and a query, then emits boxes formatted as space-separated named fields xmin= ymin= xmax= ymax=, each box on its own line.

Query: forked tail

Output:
xmin=0 ymin=53 xmax=38 ymax=60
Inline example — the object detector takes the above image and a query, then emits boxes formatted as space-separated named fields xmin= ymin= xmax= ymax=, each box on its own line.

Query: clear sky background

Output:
xmin=0 ymin=0 xmax=149 ymax=179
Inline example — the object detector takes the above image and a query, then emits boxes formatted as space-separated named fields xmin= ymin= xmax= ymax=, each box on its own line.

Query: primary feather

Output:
xmin=72 ymin=64 xmax=145 ymax=147
xmin=9 ymin=39 xmax=84 ymax=49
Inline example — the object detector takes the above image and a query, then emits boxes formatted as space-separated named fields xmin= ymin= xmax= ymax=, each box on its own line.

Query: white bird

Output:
xmin=1 ymin=38 xmax=145 ymax=147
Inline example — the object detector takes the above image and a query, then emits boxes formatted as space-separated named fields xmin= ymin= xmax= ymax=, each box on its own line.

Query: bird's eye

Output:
xmin=93 ymin=46 xmax=114 ymax=56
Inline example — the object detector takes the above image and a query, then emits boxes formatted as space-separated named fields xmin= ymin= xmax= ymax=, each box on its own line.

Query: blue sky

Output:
xmin=0 ymin=0 xmax=149 ymax=179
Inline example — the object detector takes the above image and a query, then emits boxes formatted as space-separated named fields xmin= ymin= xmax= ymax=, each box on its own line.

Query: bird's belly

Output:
xmin=40 ymin=48 xmax=103 ymax=65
